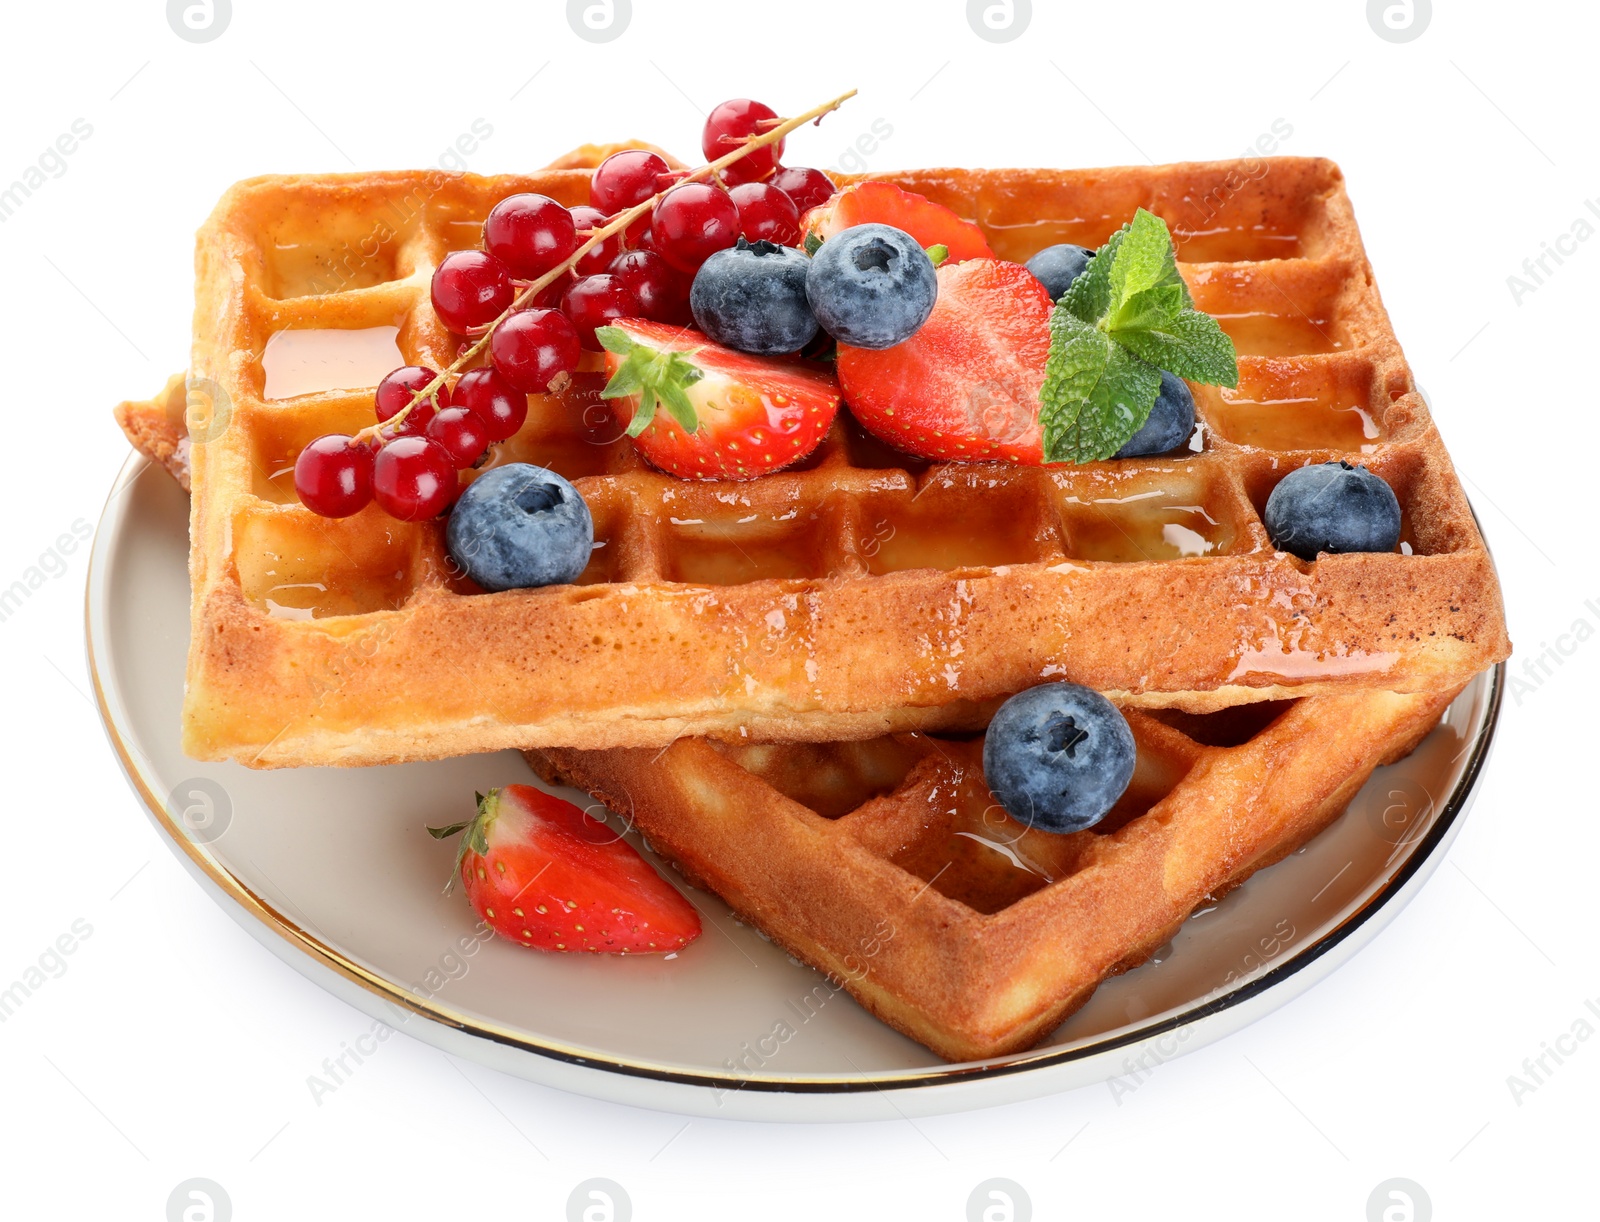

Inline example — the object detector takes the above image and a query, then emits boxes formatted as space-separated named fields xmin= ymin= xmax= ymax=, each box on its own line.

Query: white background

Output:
xmin=2 ymin=0 xmax=1593 ymax=1218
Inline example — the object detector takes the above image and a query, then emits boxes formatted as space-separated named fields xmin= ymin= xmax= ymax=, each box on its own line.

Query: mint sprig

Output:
xmin=1040 ymin=208 xmax=1237 ymax=463
xmin=596 ymin=326 xmax=705 ymax=436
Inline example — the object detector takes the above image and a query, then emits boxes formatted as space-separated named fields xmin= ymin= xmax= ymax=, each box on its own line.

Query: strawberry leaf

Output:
xmin=657 ymin=377 xmax=700 ymax=433
xmin=598 ymin=327 xmax=705 ymax=437
xmin=428 ymin=790 xmax=498 ymax=896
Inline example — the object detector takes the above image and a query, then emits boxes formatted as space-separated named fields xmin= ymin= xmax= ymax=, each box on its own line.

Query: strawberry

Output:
xmin=800 ymin=181 xmax=994 ymax=264
xmin=597 ymin=320 xmax=841 ymax=480
xmin=428 ymin=785 xmax=700 ymax=954
xmin=837 ymin=258 xmax=1054 ymax=464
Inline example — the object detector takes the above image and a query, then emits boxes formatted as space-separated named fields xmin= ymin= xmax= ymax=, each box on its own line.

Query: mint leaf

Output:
xmin=1111 ymin=308 xmax=1239 ymax=388
xmin=1108 ymin=283 xmax=1188 ymax=335
xmin=1040 ymin=311 xmax=1163 ymax=463
xmin=1039 ymin=207 xmax=1239 ymax=461
xmin=1059 ymin=224 xmax=1124 ymax=324
xmin=1108 ymin=208 xmax=1189 ymax=312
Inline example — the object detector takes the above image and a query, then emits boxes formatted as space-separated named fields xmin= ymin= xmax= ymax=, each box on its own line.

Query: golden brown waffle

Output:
xmin=115 ymin=374 xmax=190 ymax=490
xmin=136 ymin=154 xmax=1506 ymax=767
xmin=529 ymin=686 xmax=1457 ymax=1062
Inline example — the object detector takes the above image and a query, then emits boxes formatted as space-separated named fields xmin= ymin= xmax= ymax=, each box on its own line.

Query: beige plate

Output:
xmin=88 ymin=455 xmax=1502 ymax=1121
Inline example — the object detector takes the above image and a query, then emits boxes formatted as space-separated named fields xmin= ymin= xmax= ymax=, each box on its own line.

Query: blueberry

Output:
xmin=982 ymin=683 xmax=1137 ymax=834
xmin=1025 ymin=243 xmax=1094 ymax=301
xmin=1115 ymin=370 xmax=1196 ymax=457
xmin=690 ymin=238 xmax=818 ymax=355
xmin=445 ymin=464 xmax=593 ymax=592
xmin=1264 ymin=460 xmax=1402 ymax=560
xmin=805 ymin=223 xmax=937 ymax=349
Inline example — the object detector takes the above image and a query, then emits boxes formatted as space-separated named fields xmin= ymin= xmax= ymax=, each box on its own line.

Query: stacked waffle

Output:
xmin=117 ymin=151 xmax=1508 ymax=1060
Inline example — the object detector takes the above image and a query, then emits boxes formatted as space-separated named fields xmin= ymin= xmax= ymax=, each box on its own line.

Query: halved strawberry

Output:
xmin=597 ymin=320 xmax=840 ymax=480
xmin=836 ymin=259 xmax=1053 ymax=464
xmin=429 ymin=785 xmax=700 ymax=955
xmin=801 ymin=181 xmax=994 ymax=263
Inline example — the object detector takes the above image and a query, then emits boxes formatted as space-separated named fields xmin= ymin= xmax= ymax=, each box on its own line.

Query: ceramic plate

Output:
xmin=88 ymin=456 xmax=1501 ymax=1120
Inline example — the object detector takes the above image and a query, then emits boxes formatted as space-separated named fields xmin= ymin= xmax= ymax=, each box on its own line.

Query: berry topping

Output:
xmin=609 ymin=249 xmax=692 ymax=325
xmin=483 ymin=193 xmax=578 ymax=280
xmin=982 ymin=684 xmax=1137 ymax=835
xmin=1114 ymin=370 xmax=1196 ymax=458
xmin=702 ymin=98 xmax=784 ymax=185
xmin=445 ymin=463 xmax=594 ymax=591
xmin=651 ymin=182 xmax=741 ymax=274
xmin=372 ymin=435 xmax=458 ymax=520
xmin=590 ymin=149 xmax=673 ymax=215
xmin=454 ymin=367 xmax=528 ymax=441
xmin=430 ymin=250 xmax=513 ymax=334
xmin=1264 ymin=461 xmax=1403 ymax=560
xmin=569 ymin=205 xmax=624 ymax=276
xmin=1025 ymin=243 xmax=1095 ymax=301
xmin=293 ymin=434 xmax=374 ymax=518
xmin=770 ymin=166 xmax=836 ymax=215
xmin=801 ymin=181 xmax=994 ymax=263
xmin=806 ymin=223 xmax=938 ymax=350
xmin=425 ymin=405 xmax=491 ymax=467
xmin=428 ymin=785 xmax=700 ymax=955
xmin=836 ymin=258 xmax=1052 ymax=463
xmin=728 ymin=181 xmax=800 ymax=246
xmin=489 ymin=307 xmax=581 ymax=392
xmin=598 ymin=319 xmax=841 ymax=480
xmin=374 ymin=366 xmax=450 ymax=436
xmin=562 ymin=274 xmax=642 ymax=350
xmin=690 ymin=238 xmax=817 ymax=355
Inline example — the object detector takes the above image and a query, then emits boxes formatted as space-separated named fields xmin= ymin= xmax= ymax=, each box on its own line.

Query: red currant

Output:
xmin=426 ymin=406 xmax=491 ymax=467
xmin=563 ymin=275 xmax=642 ymax=350
xmin=569 ymin=205 xmax=623 ymax=275
xmin=431 ymin=250 xmax=513 ymax=333
xmin=770 ymin=166 xmax=836 ymax=215
xmin=609 ymin=250 xmax=691 ymax=325
xmin=483 ymin=193 xmax=577 ymax=280
xmin=528 ymin=273 xmax=571 ymax=310
xmin=294 ymin=434 xmax=374 ymax=518
xmin=454 ymin=368 xmax=529 ymax=440
xmin=590 ymin=149 xmax=671 ymax=215
xmin=373 ymin=436 xmax=458 ymax=520
xmin=702 ymin=99 xmax=784 ymax=185
xmin=651 ymin=183 xmax=740 ymax=273
xmin=490 ymin=308 xmax=582 ymax=391
xmin=374 ymin=366 xmax=450 ymax=436
xmin=729 ymin=181 xmax=800 ymax=246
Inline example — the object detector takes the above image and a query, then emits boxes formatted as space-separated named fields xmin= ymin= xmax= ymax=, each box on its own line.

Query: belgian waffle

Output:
xmin=121 ymin=154 xmax=1508 ymax=767
xmin=529 ymin=685 xmax=1457 ymax=1062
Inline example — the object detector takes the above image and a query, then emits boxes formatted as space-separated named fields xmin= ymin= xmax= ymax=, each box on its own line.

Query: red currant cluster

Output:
xmin=292 ymin=96 xmax=841 ymax=521
xmin=293 ymin=365 xmax=529 ymax=520
xmin=430 ymin=99 xmax=835 ymax=367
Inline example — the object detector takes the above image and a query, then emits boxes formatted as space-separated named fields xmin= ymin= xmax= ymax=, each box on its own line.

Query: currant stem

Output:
xmin=358 ymin=88 xmax=858 ymax=442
